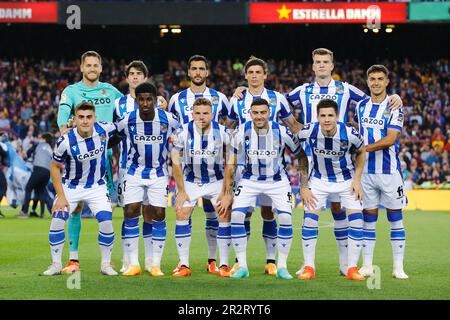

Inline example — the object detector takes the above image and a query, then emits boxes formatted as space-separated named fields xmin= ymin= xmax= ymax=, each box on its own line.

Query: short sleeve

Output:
xmin=230 ymin=126 xmax=243 ymax=155
xmin=219 ymin=93 xmax=230 ymax=118
xmin=296 ymin=123 xmax=312 ymax=141
xmin=115 ymin=114 xmax=128 ymax=134
xmin=168 ymin=95 xmax=178 ymax=116
xmin=281 ymin=126 xmax=301 ymax=154
xmin=53 ymin=135 xmax=68 ymax=164
xmin=168 ymin=112 xmax=180 ymax=133
xmin=388 ymin=108 xmax=404 ymax=132
xmin=227 ymin=97 xmax=238 ymax=122
xmin=348 ymin=84 xmax=368 ymax=104
xmin=99 ymin=122 xmax=117 ymax=138
xmin=349 ymin=126 xmax=364 ymax=150
xmin=172 ymin=127 xmax=185 ymax=152
xmin=278 ymin=94 xmax=292 ymax=120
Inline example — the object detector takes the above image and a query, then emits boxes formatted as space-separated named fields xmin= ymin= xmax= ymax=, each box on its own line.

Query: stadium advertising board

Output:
xmin=409 ymin=2 xmax=450 ymax=21
xmin=249 ymin=2 xmax=407 ymax=24
xmin=0 ymin=2 xmax=57 ymax=23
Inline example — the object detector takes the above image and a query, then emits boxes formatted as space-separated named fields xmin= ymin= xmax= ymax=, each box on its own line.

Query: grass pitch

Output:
xmin=0 ymin=206 xmax=449 ymax=300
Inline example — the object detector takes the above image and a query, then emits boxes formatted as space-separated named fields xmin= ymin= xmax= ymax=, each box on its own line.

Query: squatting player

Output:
xmin=227 ymin=57 xmax=302 ymax=276
xmin=354 ymin=65 xmax=408 ymax=280
xmin=218 ymin=98 xmax=307 ymax=280
xmin=287 ymin=48 xmax=402 ymax=276
xmin=43 ymin=102 xmax=118 ymax=276
xmin=57 ymin=51 xmax=122 ymax=273
xmin=296 ymin=99 xmax=366 ymax=281
xmin=171 ymin=98 xmax=232 ymax=278
xmin=169 ymin=55 xmax=230 ymax=274
xmin=116 ymin=82 xmax=179 ymax=277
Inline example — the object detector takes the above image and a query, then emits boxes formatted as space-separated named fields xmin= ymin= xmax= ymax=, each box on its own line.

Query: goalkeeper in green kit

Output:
xmin=57 ymin=51 xmax=123 ymax=273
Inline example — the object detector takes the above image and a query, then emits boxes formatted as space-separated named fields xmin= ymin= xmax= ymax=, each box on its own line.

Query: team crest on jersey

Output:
xmin=100 ymin=134 xmax=106 ymax=142
xmin=101 ymin=89 xmax=107 ymax=96
xmin=269 ymin=98 xmax=276 ymax=105
xmin=340 ymin=140 xmax=348 ymax=148
xmin=61 ymin=93 xmax=67 ymax=103
xmin=161 ymin=124 xmax=168 ymax=133
xmin=383 ymin=109 xmax=391 ymax=118
xmin=211 ymin=96 xmax=219 ymax=104
xmin=336 ymin=83 xmax=344 ymax=93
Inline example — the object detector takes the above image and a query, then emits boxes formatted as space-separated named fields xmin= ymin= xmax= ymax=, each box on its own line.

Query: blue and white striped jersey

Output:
xmin=297 ymin=122 xmax=364 ymax=183
xmin=53 ymin=122 xmax=117 ymax=189
xmin=287 ymin=80 xmax=367 ymax=125
xmin=231 ymin=121 xmax=301 ymax=182
xmin=114 ymin=94 xmax=139 ymax=170
xmin=116 ymin=109 xmax=180 ymax=179
xmin=173 ymin=121 xmax=230 ymax=184
xmin=169 ymin=87 xmax=229 ymax=124
xmin=355 ymin=95 xmax=404 ymax=175
xmin=228 ymin=88 xmax=292 ymax=126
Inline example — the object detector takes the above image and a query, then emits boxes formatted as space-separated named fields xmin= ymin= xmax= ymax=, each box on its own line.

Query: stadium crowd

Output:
xmin=0 ymin=56 xmax=449 ymax=192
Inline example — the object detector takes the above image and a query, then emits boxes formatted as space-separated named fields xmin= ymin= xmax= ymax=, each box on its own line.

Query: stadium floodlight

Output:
xmin=386 ymin=24 xmax=395 ymax=33
xmin=372 ymin=28 xmax=379 ymax=34
xmin=161 ymin=28 xmax=169 ymax=33
xmin=171 ymin=28 xmax=181 ymax=34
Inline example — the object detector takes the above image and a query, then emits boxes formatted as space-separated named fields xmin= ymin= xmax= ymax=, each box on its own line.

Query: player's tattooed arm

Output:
xmin=171 ymin=150 xmax=189 ymax=214
xmin=351 ymin=146 xmax=366 ymax=201
xmin=50 ymin=161 xmax=70 ymax=214
xmin=297 ymin=148 xmax=318 ymax=209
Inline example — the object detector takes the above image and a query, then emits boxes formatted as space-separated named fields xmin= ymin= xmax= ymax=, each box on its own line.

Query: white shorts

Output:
xmin=232 ymin=178 xmax=292 ymax=214
xmin=123 ymin=174 xmax=168 ymax=208
xmin=306 ymin=177 xmax=363 ymax=212
xmin=61 ymin=184 xmax=112 ymax=215
xmin=362 ymin=172 xmax=406 ymax=210
xmin=117 ymin=169 xmax=149 ymax=207
xmin=234 ymin=166 xmax=272 ymax=210
xmin=182 ymin=180 xmax=222 ymax=208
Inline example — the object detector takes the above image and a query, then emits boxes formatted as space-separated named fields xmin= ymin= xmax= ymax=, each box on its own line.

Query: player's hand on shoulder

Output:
xmin=232 ymin=86 xmax=246 ymax=99
xmin=157 ymin=96 xmax=168 ymax=110
xmin=387 ymin=94 xmax=403 ymax=110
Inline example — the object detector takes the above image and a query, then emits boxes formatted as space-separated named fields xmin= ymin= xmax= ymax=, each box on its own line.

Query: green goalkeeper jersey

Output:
xmin=57 ymin=81 xmax=123 ymax=127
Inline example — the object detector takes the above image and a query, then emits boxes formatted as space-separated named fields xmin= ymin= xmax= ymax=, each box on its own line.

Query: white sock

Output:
xmin=121 ymin=220 xmax=129 ymax=266
xmin=276 ymin=212 xmax=293 ymax=269
xmin=302 ymin=212 xmax=319 ymax=269
xmin=362 ymin=213 xmax=378 ymax=267
xmin=262 ymin=218 xmax=277 ymax=262
xmin=347 ymin=213 xmax=363 ymax=269
xmin=123 ymin=217 xmax=140 ymax=266
xmin=217 ymin=222 xmax=231 ymax=267
xmin=98 ymin=220 xmax=114 ymax=265
xmin=231 ymin=210 xmax=248 ymax=269
xmin=387 ymin=211 xmax=406 ymax=270
xmin=175 ymin=220 xmax=191 ymax=267
xmin=49 ymin=218 xmax=66 ymax=265
xmin=152 ymin=219 xmax=167 ymax=267
xmin=205 ymin=209 xmax=218 ymax=261
xmin=332 ymin=211 xmax=348 ymax=270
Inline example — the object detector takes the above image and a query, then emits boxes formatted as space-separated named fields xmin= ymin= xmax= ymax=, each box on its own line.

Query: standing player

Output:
xmin=42 ymin=102 xmax=117 ymax=276
xmin=296 ymin=99 xmax=366 ymax=281
xmin=227 ymin=56 xmax=302 ymax=276
xmin=171 ymin=98 xmax=232 ymax=277
xmin=169 ymin=55 xmax=230 ymax=274
xmin=57 ymin=51 xmax=123 ymax=273
xmin=113 ymin=60 xmax=155 ymax=274
xmin=287 ymin=48 xmax=402 ymax=276
xmin=117 ymin=82 xmax=179 ymax=277
xmin=218 ymin=98 xmax=307 ymax=280
xmin=354 ymin=65 xmax=408 ymax=279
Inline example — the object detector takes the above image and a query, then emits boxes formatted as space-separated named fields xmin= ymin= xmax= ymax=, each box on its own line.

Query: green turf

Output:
xmin=0 ymin=206 xmax=449 ymax=300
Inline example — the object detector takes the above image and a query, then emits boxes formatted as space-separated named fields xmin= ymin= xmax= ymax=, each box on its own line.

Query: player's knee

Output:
xmin=330 ymin=202 xmax=342 ymax=213
xmin=277 ymin=211 xmax=292 ymax=226
xmin=363 ymin=208 xmax=378 ymax=215
xmin=176 ymin=208 xmax=191 ymax=221
xmin=96 ymin=210 xmax=112 ymax=223
xmin=152 ymin=207 xmax=165 ymax=221
xmin=53 ymin=210 xmax=69 ymax=221
xmin=124 ymin=203 xmax=141 ymax=218
xmin=260 ymin=206 xmax=274 ymax=219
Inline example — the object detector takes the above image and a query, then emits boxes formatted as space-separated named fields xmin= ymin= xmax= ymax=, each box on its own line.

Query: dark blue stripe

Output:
xmin=67 ymin=130 xmax=82 ymax=187
xmin=324 ymin=136 xmax=336 ymax=182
